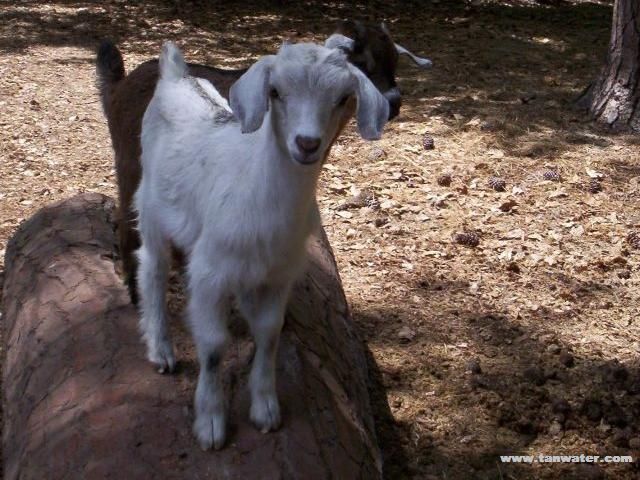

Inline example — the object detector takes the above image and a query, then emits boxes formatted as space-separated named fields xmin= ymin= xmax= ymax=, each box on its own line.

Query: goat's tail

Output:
xmin=96 ymin=39 xmax=125 ymax=114
xmin=159 ymin=42 xmax=187 ymax=82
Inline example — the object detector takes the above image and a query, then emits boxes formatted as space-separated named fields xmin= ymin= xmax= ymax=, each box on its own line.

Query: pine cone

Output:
xmin=453 ymin=231 xmax=480 ymax=247
xmin=588 ymin=179 xmax=603 ymax=194
xmin=488 ymin=176 xmax=506 ymax=192
xmin=364 ymin=192 xmax=381 ymax=209
xmin=368 ymin=147 xmax=386 ymax=161
xmin=423 ymin=134 xmax=435 ymax=150
xmin=543 ymin=170 xmax=561 ymax=182
xmin=627 ymin=232 xmax=640 ymax=250
xmin=437 ymin=173 xmax=452 ymax=187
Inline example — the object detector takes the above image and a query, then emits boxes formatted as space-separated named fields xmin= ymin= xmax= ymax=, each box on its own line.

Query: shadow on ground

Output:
xmin=355 ymin=261 xmax=640 ymax=478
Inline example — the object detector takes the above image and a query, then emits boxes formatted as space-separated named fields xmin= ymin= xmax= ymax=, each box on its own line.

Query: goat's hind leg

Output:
xmin=237 ymin=284 xmax=289 ymax=433
xmin=136 ymin=227 xmax=176 ymax=373
xmin=119 ymin=208 xmax=141 ymax=305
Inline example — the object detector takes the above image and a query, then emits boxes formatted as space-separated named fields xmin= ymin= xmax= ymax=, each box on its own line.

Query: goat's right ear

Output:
xmin=324 ymin=34 xmax=355 ymax=54
xmin=229 ymin=55 xmax=275 ymax=133
xmin=348 ymin=64 xmax=389 ymax=140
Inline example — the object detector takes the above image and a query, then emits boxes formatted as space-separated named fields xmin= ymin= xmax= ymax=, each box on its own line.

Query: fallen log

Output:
xmin=1 ymin=193 xmax=382 ymax=480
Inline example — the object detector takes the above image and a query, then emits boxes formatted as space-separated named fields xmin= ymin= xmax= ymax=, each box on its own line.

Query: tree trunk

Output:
xmin=581 ymin=0 xmax=640 ymax=131
xmin=1 ymin=193 xmax=382 ymax=480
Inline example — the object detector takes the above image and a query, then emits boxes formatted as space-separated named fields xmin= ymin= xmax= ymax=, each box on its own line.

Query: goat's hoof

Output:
xmin=147 ymin=340 xmax=176 ymax=374
xmin=193 ymin=413 xmax=226 ymax=450
xmin=250 ymin=394 xmax=281 ymax=433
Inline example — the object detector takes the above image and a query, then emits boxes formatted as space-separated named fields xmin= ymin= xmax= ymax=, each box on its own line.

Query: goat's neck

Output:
xmin=250 ymin=117 xmax=320 ymax=216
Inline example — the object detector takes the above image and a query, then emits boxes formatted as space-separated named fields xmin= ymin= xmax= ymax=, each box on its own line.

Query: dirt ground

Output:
xmin=1 ymin=0 xmax=640 ymax=479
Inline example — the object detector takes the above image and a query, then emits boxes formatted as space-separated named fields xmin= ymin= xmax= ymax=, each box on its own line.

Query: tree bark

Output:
xmin=1 ymin=193 xmax=382 ymax=480
xmin=580 ymin=0 xmax=640 ymax=131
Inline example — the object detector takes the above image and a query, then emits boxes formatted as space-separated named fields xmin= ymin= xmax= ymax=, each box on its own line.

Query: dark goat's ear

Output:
xmin=337 ymin=19 xmax=356 ymax=35
xmin=395 ymin=43 xmax=433 ymax=69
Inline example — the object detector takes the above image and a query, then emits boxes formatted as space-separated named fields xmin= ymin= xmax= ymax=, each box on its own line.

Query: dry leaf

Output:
xmin=549 ymin=188 xmax=568 ymax=199
xmin=585 ymin=168 xmax=604 ymax=179
xmin=499 ymin=248 xmax=513 ymax=262
xmin=502 ymin=229 xmax=525 ymax=240
xmin=570 ymin=225 xmax=585 ymax=237
xmin=487 ymin=148 xmax=505 ymax=159
xmin=398 ymin=326 xmax=416 ymax=342
xmin=499 ymin=199 xmax=517 ymax=212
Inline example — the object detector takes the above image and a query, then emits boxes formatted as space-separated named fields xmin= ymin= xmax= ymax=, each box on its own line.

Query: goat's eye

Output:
xmin=270 ymin=88 xmax=280 ymax=100
xmin=338 ymin=95 xmax=350 ymax=106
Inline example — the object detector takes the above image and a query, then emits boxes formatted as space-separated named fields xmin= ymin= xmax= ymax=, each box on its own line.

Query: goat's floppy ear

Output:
xmin=229 ymin=55 xmax=275 ymax=133
xmin=324 ymin=33 xmax=355 ymax=54
xmin=395 ymin=43 xmax=433 ymax=69
xmin=348 ymin=64 xmax=389 ymax=140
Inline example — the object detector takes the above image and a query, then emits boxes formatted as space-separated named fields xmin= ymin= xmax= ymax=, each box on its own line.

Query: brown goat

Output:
xmin=97 ymin=22 xmax=431 ymax=304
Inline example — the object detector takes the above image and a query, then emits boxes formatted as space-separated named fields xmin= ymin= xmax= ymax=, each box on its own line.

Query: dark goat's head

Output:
xmin=325 ymin=20 xmax=432 ymax=120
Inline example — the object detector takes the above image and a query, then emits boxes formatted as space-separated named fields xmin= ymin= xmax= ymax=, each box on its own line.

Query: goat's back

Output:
xmin=103 ymin=58 xmax=245 ymax=210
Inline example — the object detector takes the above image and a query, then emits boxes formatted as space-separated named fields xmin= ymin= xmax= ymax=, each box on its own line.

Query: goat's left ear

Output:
xmin=348 ymin=64 xmax=389 ymax=140
xmin=395 ymin=43 xmax=433 ymax=69
xmin=230 ymin=55 xmax=275 ymax=133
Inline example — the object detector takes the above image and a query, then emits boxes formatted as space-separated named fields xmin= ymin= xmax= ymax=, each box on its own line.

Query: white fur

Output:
xmin=395 ymin=43 xmax=433 ymax=69
xmin=134 ymin=41 xmax=388 ymax=450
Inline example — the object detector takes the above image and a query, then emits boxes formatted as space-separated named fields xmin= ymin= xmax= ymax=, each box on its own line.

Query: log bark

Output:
xmin=579 ymin=0 xmax=640 ymax=131
xmin=1 ymin=193 xmax=382 ymax=480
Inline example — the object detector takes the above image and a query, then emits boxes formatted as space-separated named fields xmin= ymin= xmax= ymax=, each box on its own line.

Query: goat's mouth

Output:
xmin=292 ymin=151 xmax=321 ymax=165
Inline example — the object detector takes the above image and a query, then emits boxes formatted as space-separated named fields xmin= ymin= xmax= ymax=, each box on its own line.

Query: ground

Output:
xmin=1 ymin=0 xmax=639 ymax=479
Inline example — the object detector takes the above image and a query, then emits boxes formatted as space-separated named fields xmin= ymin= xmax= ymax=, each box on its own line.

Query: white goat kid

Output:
xmin=135 ymin=41 xmax=389 ymax=450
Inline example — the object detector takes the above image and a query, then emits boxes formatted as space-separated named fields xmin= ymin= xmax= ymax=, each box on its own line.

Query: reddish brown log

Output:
xmin=1 ymin=193 xmax=382 ymax=480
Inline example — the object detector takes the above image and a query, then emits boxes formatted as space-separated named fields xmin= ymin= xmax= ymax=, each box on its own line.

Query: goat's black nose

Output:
xmin=295 ymin=135 xmax=321 ymax=154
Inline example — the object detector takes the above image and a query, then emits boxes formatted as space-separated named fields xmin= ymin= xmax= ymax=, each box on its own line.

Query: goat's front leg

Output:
xmin=136 ymin=234 xmax=175 ymax=373
xmin=237 ymin=284 xmax=290 ymax=433
xmin=188 ymin=277 xmax=230 ymax=450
